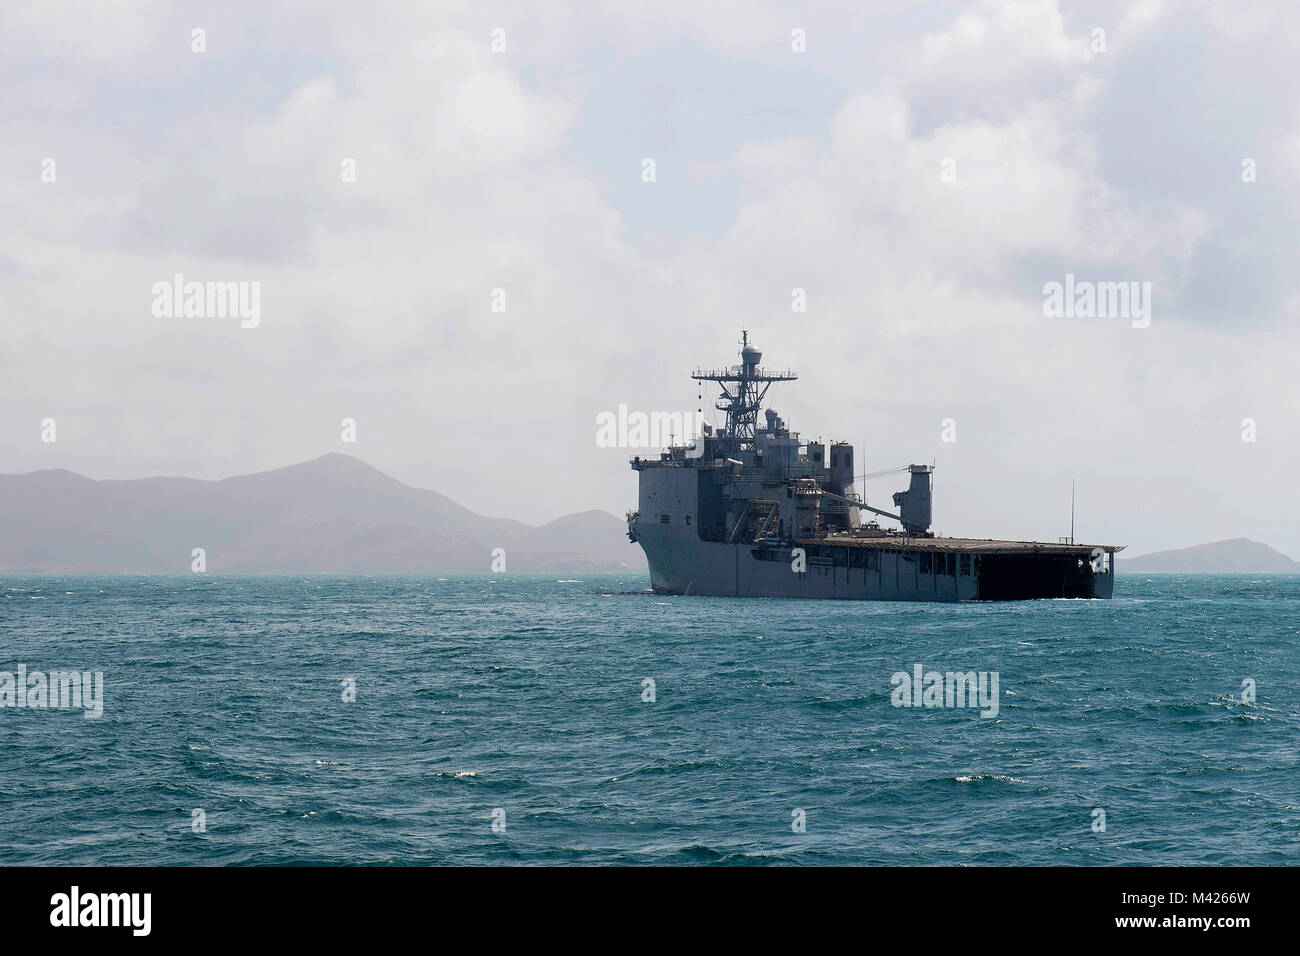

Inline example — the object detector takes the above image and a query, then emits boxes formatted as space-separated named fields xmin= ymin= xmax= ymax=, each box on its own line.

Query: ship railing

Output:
xmin=690 ymin=366 xmax=799 ymax=380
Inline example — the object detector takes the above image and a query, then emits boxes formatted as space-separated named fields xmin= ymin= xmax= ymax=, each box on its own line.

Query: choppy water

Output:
xmin=1 ymin=574 xmax=1298 ymax=865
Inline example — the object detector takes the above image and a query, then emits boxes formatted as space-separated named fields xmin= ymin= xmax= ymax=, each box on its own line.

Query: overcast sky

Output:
xmin=2 ymin=0 xmax=1298 ymax=557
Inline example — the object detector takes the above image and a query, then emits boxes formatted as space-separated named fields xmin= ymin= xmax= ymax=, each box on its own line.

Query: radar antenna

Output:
xmin=690 ymin=331 xmax=797 ymax=456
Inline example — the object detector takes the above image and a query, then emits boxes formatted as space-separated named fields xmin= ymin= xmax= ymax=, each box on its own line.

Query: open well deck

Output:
xmin=781 ymin=536 xmax=1122 ymax=599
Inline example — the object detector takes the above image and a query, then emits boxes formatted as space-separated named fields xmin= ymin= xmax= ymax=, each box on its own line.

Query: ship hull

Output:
xmin=635 ymin=529 xmax=1115 ymax=601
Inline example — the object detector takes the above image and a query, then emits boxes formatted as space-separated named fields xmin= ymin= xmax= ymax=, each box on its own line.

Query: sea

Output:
xmin=1 ymin=574 xmax=1297 ymax=866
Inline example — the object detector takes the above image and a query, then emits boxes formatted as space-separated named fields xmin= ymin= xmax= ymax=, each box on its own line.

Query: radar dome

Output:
xmin=741 ymin=343 xmax=762 ymax=365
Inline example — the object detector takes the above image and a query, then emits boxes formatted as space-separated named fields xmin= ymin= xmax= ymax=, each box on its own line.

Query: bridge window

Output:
xmin=660 ymin=514 xmax=670 ymax=524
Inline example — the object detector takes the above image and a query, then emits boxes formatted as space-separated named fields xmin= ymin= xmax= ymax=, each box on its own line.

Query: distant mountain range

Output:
xmin=1119 ymin=538 xmax=1300 ymax=573
xmin=4 ymin=459 xmax=1291 ymax=578
xmin=0 ymin=454 xmax=647 ymax=575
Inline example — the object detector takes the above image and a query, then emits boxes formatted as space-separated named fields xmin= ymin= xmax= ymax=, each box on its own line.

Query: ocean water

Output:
xmin=1 ymin=574 xmax=1297 ymax=866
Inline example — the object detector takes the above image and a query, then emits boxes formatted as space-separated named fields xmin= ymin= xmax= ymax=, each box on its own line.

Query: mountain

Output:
xmin=1119 ymin=538 xmax=1300 ymax=573
xmin=0 ymin=454 xmax=646 ymax=575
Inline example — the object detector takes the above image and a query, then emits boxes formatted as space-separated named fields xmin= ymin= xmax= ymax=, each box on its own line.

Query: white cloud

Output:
xmin=1 ymin=0 xmax=1298 ymax=559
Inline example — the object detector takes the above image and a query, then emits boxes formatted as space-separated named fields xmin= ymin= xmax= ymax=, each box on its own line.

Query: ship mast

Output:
xmin=690 ymin=331 xmax=797 ymax=456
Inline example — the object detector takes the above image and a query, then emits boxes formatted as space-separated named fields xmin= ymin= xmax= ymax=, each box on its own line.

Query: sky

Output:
xmin=2 ymin=0 xmax=1298 ymax=557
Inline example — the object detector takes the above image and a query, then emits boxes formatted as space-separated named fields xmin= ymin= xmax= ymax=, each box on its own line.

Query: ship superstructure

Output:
xmin=626 ymin=333 xmax=1120 ymax=601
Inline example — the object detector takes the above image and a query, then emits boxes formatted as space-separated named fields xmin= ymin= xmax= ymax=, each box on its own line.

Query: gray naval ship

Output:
xmin=627 ymin=333 xmax=1121 ymax=601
